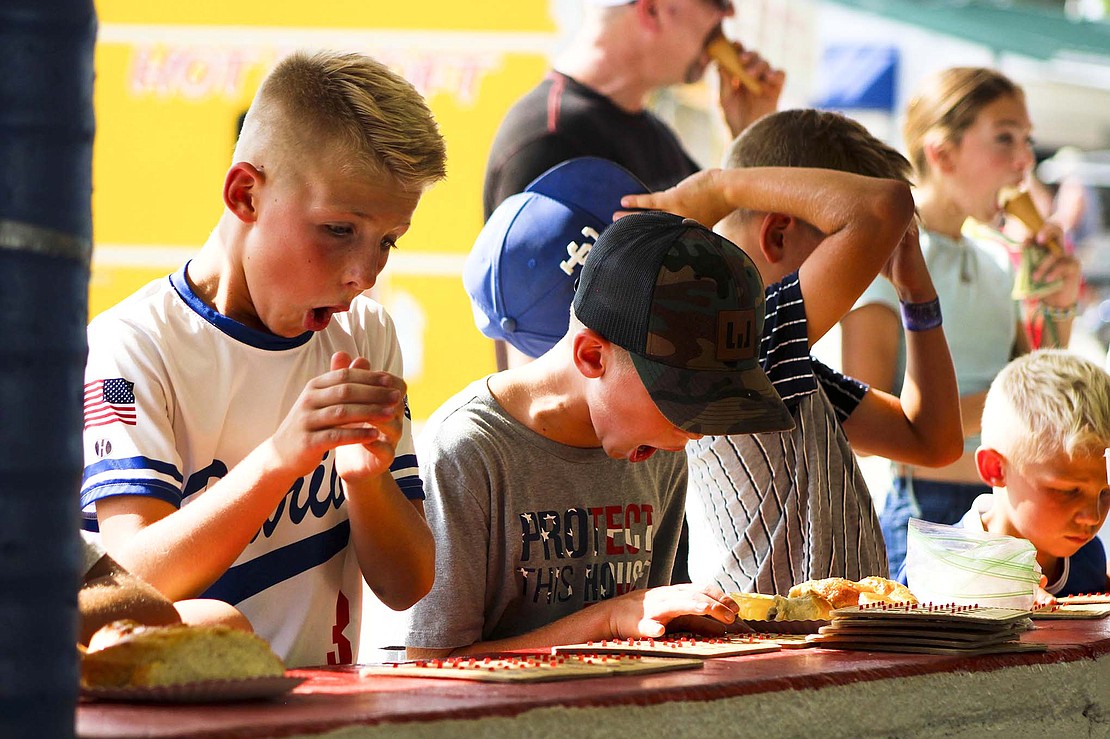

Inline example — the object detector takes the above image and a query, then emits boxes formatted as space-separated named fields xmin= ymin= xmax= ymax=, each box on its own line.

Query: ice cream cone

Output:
xmin=707 ymin=34 xmax=762 ymax=95
xmin=999 ymin=187 xmax=1062 ymax=256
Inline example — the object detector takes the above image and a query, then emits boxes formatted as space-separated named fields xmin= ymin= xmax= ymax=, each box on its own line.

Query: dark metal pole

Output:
xmin=0 ymin=1 xmax=96 ymax=736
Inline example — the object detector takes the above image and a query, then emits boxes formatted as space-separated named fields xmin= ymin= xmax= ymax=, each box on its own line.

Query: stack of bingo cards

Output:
xmin=807 ymin=602 xmax=1046 ymax=655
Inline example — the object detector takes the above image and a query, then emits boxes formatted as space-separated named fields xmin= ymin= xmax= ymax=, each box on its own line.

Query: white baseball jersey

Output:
xmin=80 ymin=265 xmax=423 ymax=667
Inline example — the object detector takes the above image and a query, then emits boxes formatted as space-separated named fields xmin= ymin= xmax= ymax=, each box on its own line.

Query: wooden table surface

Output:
xmin=77 ymin=618 xmax=1110 ymax=739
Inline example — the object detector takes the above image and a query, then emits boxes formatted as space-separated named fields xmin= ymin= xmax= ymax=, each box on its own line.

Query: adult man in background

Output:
xmin=483 ymin=0 xmax=784 ymax=364
xmin=484 ymin=0 xmax=783 ymax=219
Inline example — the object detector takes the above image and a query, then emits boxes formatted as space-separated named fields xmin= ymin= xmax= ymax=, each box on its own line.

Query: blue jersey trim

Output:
xmin=1056 ymin=538 xmax=1107 ymax=598
xmin=170 ymin=263 xmax=313 ymax=351
xmin=200 ymin=519 xmax=351 ymax=604
xmin=397 ymin=476 xmax=426 ymax=501
xmin=80 ymin=480 xmax=183 ymax=510
xmin=391 ymin=454 xmax=423 ymax=499
xmin=83 ymin=455 xmax=183 ymax=484
xmin=390 ymin=453 xmax=419 ymax=473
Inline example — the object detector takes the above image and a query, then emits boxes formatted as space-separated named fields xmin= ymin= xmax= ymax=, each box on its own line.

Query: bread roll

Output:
xmin=857 ymin=576 xmax=918 ymax=604
xmin=82 ymin=620 xmax=285 ymax=688
xmin=788 ymin=577 xmax=863 ymax=609
xmin=788 ymin=576 xmax=918 ymax=611
xmin=774 ymin=593 xmax=834 ymax=621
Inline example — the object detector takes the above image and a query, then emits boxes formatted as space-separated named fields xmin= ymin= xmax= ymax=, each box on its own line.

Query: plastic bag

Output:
xmin=904 ymin=518 xmax=1041 ymax=610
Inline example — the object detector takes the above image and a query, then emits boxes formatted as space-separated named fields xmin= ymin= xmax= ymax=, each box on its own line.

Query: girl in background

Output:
xmin=840 ymin=67 xmax=1082 ymax=576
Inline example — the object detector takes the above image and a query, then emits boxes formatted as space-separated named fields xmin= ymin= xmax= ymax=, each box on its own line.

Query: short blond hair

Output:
xmin=981 ymin=349 xmax=1110 ymax=466
xmin=235 ymin=50 xmax=446 ymax=191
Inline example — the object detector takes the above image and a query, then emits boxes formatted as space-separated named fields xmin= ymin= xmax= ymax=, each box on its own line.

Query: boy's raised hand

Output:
xmin=604 ymin=583 xmax=738 ymax=639
xmin=619 ymin=169 xmax=732 ymax=229
xmin=882 ymin=219 xmax=936 ymax=303
xmin=270 ymin=351 xmax=405 ymax=481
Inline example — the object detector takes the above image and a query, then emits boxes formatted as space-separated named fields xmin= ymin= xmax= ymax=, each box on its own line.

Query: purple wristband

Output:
xmin=900 ymin=298 xmax=942 ymax=332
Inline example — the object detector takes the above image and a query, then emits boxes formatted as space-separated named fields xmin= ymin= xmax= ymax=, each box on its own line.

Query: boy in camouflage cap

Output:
xmin=406 ymin=212 xmax=791 ymax=657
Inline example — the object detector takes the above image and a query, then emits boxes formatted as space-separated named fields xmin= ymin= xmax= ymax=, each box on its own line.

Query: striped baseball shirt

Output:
xmin=685 ymin=272 xmax=889 ymax=594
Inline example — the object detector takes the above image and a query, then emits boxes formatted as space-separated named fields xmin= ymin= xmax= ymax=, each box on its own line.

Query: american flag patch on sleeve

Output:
xmin=84 ymin=378 xmax=137 ymax=429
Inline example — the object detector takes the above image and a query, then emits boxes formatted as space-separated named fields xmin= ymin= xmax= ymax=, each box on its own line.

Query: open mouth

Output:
xmin=630 ymin=445 xmax=657 ymax=463
xmin=306 ymin=307 xmax=335 ymax=331
xmin=306 ymin=303 xmax=352 ymax=332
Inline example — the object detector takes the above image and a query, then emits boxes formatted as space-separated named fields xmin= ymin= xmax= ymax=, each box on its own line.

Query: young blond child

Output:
xmin=79 ymin=51 xmax=445 ymax=666
xmin=969 ymin=349 xmax=1110 ymax=597
xmin=622 ymin=109 xmax=962 ymax=595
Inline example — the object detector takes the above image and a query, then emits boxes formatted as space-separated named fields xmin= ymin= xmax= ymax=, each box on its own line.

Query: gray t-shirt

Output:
xmin=406 ymin=379 xmax=687 ymax=650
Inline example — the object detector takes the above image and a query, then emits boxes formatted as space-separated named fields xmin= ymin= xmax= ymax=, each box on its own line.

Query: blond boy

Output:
xmin=970 ymin=349 xmax=1110 ymax=596
xmin=80 ymin=51 xmax=444 ymax=666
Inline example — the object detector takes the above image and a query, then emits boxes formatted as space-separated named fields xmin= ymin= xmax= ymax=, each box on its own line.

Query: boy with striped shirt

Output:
xmin=622 ymin=109 xmax=962 ymax=595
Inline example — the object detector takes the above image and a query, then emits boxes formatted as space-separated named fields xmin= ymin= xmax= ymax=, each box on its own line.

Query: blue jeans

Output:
xmin=880 ymin=477 xmax=987 ymax=578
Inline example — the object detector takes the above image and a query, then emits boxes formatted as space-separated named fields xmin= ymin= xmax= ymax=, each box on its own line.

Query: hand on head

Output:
xmin=605 ymin=583 xmax=738 ymax=639
xmin=618 ymin=169 xmax=729 ymax=228
xmin=270 ymin=351 xmax=405 ymax=481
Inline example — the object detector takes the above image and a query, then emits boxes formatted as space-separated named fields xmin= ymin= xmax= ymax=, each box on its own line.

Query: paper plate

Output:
xmin=81 ymin=675 xmax=305 ymax=703
xmin=739 ymin=619 xmax=830 ymax=635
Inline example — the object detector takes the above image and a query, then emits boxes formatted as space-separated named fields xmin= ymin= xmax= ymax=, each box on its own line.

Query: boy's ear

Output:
xmin=757 ymin=213 xmax=791 ymax=265
xmin=633 ymin=0 xmax=661 ymax=29
xmin=571 ymin=329 xmax=608 ymax=379
xmin=975 ymin=447 xmax=1006 ymax=488
xmin=223 ymin=162 xmax=264 ymax=223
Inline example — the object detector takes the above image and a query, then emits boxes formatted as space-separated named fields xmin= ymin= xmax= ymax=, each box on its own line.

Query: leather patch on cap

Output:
xmin=716 ymin=309 xmax=756 ymax=362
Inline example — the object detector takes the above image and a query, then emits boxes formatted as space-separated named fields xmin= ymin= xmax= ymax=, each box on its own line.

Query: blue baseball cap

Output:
xmin=463 ymin=157 xmax=649 ymax=357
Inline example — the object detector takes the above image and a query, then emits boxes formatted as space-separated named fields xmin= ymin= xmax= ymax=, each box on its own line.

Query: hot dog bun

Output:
xmin=706 ymin=34 xmax=762 ymax=94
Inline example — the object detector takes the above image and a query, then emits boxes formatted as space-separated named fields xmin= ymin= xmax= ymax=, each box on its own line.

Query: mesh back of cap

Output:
xmin=571 ymin=211 xmax=688 ymax=354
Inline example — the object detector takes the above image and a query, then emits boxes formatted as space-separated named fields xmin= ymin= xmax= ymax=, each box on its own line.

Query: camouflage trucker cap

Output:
xmin=571 ymin=211 xmax=794 ymax=436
